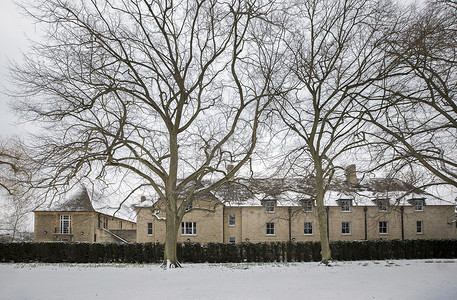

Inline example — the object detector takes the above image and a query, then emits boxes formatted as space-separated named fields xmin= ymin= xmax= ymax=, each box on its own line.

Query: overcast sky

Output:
xmin=0 ymin=0 xmax=36 ymax=137
xmin=0 ymin=0 xmax=424 ymax=139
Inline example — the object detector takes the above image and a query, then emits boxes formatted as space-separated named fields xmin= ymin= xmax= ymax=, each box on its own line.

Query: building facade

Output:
xmin=34 ymin=187 xmax=136 ymax=243
xmin=136 ymin=176 xmax=457 ymax=244
xmin=33 ymin=171 xmax=457 ymax=244
xmin=136 ymin=193 xmax=224 ymax=244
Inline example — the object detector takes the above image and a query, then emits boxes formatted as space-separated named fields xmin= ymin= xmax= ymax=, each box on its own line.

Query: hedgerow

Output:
xmin=1 ymin=239 xmax=456 ymax=263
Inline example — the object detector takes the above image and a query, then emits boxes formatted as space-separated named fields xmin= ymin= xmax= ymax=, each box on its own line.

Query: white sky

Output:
xmin=0 ymin=0 xmax=36 ymax=137
xmin=0 ymin=0 xmax=37 ymax=231
xmin=0 ymin=0 xmax=423 ymax=139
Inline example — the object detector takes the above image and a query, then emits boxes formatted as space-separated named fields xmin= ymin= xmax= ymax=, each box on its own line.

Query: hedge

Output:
xmin=1 ymin=239 xmax=456 ymax=263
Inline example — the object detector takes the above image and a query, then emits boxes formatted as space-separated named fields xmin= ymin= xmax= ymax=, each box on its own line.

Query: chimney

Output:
xmin=345 ymin=164 xmax=357 ymax=186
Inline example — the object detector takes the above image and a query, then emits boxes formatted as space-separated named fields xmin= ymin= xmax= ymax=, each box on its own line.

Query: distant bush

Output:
xmin=0 ymin=239 xmax=456 ymax=263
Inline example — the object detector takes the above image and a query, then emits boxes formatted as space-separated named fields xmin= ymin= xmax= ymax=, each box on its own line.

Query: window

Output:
xmin=378 ymin=200 xmax=388 ymax=211
xmin=60 ymin=215 xmax=71 ymax=234
xmin=303 ymin=201 xmax=313 ymax=212
xmin=102 ymin=217 xmax=108 ymax=229
xmin=186 ymin=201 xmax=193 ymax=211
xmin=118 ymin=221 xmax=122 ymax=229
xmin=181 ymin=222 xmax=197 ymax=235
xmin=379 ymin=221 xmax=388 ymax=234
xmin=265 ymin=201 xmax=275 ymax=213
xmin=417 ymin=221 xmax=423 ymax=234
xmin=304 ymin=222 xmax=313 ymax=235
xmin=147 ymin=222 xmax=153 ymax=236
xmin=266 ymin=222 xmax=275 ymax=235
xmin=414 ymin=200 xmax=424 ymax=211
xmin=342 ymin=222 xmax=351 ymax=235
xmin=229 ymin=237 xmax=236 ymax=243
xmin=340 ymin=200 xmax=351 ymax=212
xmin=229 ymin=214 xmax=236 ymax=226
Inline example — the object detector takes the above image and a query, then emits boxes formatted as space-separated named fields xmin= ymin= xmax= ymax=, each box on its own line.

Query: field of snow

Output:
xmin=1 ymin=259 xmax=456 ymax=299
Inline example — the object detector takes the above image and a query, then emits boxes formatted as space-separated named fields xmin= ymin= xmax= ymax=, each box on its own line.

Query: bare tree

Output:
xmin=0 ymin=138 xmax=35 ymax=241
xmin=10 ymin=0 xmax=281 ymax=267
xmin=0 ymin=188 xmax=35 ymax=242
xmin=0 ymin=139 xmax=23 ymax=195
xmin=361 ymin=0 xmax=457 ymax=189
xmin=275 ymin=0 xmax=396 ymax=264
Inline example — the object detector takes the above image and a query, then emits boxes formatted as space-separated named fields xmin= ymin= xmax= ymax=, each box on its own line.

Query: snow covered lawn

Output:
xmin=1 ymin=259 xmax=456 ymax=299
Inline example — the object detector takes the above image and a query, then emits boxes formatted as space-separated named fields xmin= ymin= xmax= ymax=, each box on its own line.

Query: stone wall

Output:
xmin=34 ymin=211 xmax=137 ymax=243
xmin=136 ymin=203 xmax=457 ymax=243
xmin=136 ymin=199 xmax=224 ymax=243
xmin=109 ymin=229 xmax=137 ymax=243
xmin=34 ymin=212 xmax=96 ymax=242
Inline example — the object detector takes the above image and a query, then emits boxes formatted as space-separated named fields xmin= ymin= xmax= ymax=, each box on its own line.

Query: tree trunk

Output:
xmin=163 ymin=128 xmax=181 ymax=268
xmin=316 ymin=192 xmax=331 ymax=265
xmin=163 ymin=210 xmax=181 ymax=268
xmin=315 ymin=163 xmax=332 ymax=265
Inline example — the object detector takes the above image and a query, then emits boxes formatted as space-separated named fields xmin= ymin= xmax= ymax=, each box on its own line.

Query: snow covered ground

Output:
xmin=1 ymin=259 xmax=456 ymax=299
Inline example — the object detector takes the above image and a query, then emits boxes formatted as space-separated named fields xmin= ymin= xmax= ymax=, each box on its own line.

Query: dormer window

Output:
xmin=377 ymin=199 xmax=388 ymax=212
xmin=186 ymin=201 xmax=193 ymax=212
xmin=339 ymin=199 xmax=351 ymax=212
xmin=413 ymin=199 xmax=424 ymax=211
xmin=265 ymin=201 xmax=275 ymax=213
xmin=300 ymin=199 xmax=314 ymax=212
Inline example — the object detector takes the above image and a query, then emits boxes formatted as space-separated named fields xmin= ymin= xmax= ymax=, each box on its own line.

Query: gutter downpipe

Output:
xmin=222 ymin=205 xmax=225 ymax=243
xmin=400 ymin=206 xmax=405 ymax=240
xmin=288 ymin=207 xmax=292 ymax=242
xmin=364 ymin=206 xmax=368 ymax=240
xmin=326 ymin=206 xmax=330 ymax=241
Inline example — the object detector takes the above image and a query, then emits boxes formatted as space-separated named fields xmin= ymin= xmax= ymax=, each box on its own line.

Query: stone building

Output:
xmin=34 ymin=187 xmax=136 ymax=243
xmin=135 ymin=189 xmax=224 ymax=244
xmin=135 ymin=169 xmax=457 ymax=244
xmin=33 ymin=168 xmax=457 ymax=244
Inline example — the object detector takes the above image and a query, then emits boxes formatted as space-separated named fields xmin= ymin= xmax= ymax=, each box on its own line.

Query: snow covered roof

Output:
xmin=51 ymin=187 xmax=95 ymax=212
xmin=35 ymin=185 xmax=136 ymax=222
xmin=132 ymin=177 xmax=457 ymax=210
xmin=215 ymin=177 xmax=455 ymax=208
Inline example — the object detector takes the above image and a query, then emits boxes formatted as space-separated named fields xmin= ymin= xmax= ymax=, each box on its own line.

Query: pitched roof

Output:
xmin=53 ymin=186 xmax=96 ymax=212
xmin=213 ymin=177 xmax=454 ymax=207
xmin=35 ymin=186 xmax=136 ymax=222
